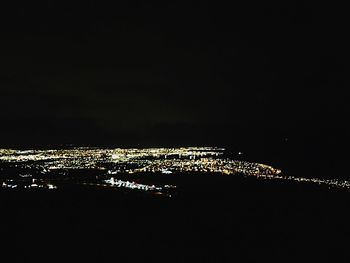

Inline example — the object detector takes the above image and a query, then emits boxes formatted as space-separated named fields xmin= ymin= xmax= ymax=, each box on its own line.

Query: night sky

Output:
xmin=1 ymin=1 xmax=349 ymax=171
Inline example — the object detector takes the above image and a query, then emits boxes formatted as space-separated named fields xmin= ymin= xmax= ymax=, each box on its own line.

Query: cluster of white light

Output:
xmin=254 ymin=174 xmax=350 ymax=189
xmin=104 ymin=177 xmax=162 ymax=191
xmin=121 ymin=158 xmax=281 ymax=177
xmin=2 ymin=181 xmax=17 ymax=188
xmin=1 ymin=179 xmax=57 ymax=190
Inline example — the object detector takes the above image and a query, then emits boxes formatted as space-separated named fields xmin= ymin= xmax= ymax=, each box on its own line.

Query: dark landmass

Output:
xmin=1 ymin=175 xmax=349 ymax=262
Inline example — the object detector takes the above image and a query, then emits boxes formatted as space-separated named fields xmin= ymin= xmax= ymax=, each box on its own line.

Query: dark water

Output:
xmin=1 ymin=174 xmax=350 ymax=262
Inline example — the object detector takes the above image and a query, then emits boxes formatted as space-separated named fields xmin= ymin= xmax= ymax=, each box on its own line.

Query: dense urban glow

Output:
xmin=0 ymin=147 xmax=348 ymax=194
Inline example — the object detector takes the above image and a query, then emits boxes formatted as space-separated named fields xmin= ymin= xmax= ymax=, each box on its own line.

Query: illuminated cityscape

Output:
xmin=0 ymin=147 xmax=349 ymax=195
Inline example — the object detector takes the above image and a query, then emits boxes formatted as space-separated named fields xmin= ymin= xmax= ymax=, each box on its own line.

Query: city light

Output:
xmin=0 ymin=147 xmax=349 ymax=194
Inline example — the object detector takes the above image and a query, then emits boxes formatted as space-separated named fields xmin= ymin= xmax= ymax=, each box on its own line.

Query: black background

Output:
xmin=1 ymin=1 xmax=350 ymax=262
xmin=1 ymin=1 xmax=349 ymax=157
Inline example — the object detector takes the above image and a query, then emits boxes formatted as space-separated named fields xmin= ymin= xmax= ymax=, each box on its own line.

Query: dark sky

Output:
xmin=0 ymin=1 xmax=349 ymax=163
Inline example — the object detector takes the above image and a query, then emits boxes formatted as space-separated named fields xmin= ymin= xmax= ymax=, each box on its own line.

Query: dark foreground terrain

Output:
xmin=1 ymin=175 xmax=350 ymax=262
